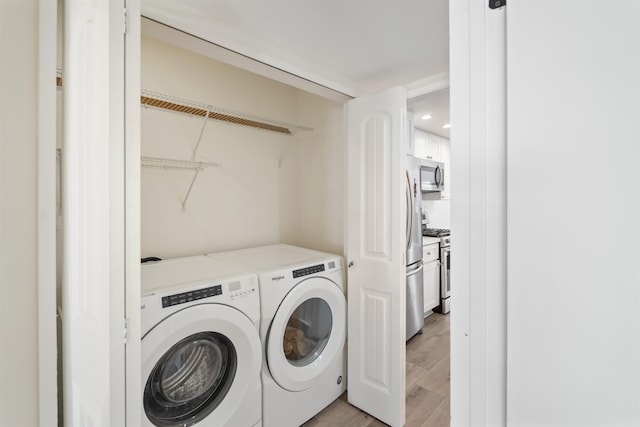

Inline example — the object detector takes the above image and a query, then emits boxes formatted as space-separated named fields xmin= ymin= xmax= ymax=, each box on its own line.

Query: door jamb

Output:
xmin=450 ymin=1 xmax=508 ymax=425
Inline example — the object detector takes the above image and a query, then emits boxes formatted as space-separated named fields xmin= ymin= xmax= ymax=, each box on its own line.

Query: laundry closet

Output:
xmin=55 ymin=10 xmax=445 ymax=426
xmin=138 ymin=21 xmax=352 ymax=427
xmin=140 ymin=21 xmax=346 ymax=258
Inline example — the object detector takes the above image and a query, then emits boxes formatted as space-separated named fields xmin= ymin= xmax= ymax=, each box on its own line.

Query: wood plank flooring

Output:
xmin=303 ymin=313 xmax=450 ymax=427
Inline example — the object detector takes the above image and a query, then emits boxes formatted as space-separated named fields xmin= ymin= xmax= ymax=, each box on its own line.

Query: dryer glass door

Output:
xmin=144 ymin=332 xmax=237 ymax=426
xmin=284 ymin=297 xmax=332 ymax=367
xmin=267 ymin=277 xmax=346 ymax=392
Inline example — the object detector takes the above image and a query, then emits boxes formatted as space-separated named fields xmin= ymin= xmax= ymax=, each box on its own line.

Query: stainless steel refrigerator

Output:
xmin=405 ymin=155 xmax=424 ymax=340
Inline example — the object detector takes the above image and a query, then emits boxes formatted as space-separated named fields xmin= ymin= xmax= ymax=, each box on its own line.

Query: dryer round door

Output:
xmin=266 ymin=277 xmax=346 ymax=392
xmin=142 ymin=304 xmax=261 ymax=427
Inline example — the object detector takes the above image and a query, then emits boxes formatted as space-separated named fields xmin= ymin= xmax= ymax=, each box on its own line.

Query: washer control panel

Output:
xmin=229 ymin=287 xmax=257 ymax=301
xmin=162 ymin=285 xmax=222 ymax=308
xmin=229 ymin=279 xmax=257 ymax=301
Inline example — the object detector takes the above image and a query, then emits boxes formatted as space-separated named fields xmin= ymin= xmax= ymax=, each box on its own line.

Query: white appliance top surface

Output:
xmin=209 ymin=244 xmax=338 ymax=272
xmin=141 ymin=255 xmax=251 ymax=294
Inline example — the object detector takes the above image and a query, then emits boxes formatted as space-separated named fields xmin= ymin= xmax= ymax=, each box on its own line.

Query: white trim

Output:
xmin=108 ymin=0 xmax=127 ymax=423
xmin=450 ymin=1 xmax=507 ymax=425
xmin=38 ymin=0 xmax=58 ymax=425
xmin=484 ymin=6 xmax=507 ymax=425
xmin=125 ymin=1 xmax=142 ymax=424
xmin=449 ymin=1 xmax=471 ymax=423
xmin=62 ymin=0 xmax=127 ymax=424
xmin=405 ymin=72 xmax=450 ymax=100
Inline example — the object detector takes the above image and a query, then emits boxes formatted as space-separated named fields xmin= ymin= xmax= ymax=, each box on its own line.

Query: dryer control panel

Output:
xmin=162 ymin=285 xmax=222 ymax=308
xmin=293 ymin=263 xmax=325 ymax=278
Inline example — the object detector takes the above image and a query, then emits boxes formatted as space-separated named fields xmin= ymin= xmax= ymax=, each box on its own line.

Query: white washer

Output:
xmin=141 ymin=255 xmax=262 ymax=427
xmin=208 ymin=244 xmax=347 ymax=427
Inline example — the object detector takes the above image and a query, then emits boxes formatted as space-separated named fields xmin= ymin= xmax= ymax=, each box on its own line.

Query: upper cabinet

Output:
xmin=414 ymin=128 xmax=449 ymax=163
xmin=425 ymin=132 xmax=443 ymax=162
xmin=414 ymin=128 xmax=448 ymax=163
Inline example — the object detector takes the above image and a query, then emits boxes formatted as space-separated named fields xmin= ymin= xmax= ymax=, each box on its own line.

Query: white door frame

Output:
xmin=60 ymin=0 xmax=141 ymax=425
xmin=45 ymin=1 xmax=508 ymax=424
xmin=125 ymin=1 xmax=142 ymax=425
xmin=37 ymin=0 xmax=59 ymax=424
xmin=450 ymin=1 xmax=507 ymax=426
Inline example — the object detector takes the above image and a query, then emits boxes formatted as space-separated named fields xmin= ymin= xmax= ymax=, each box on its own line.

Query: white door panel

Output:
xmin=62 ymin=0 xmax=139 ymax=425
xmin=507 ymin=1 xmax=640 ymax=425
xmin=346 ymin=86 xmax=406 ymax=427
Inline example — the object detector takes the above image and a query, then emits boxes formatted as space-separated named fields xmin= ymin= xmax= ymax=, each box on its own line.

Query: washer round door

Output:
xmin=142 ymin=304 xmax=261 ymax=427
xmin=266 ymin=277 xmax=346 ymax=392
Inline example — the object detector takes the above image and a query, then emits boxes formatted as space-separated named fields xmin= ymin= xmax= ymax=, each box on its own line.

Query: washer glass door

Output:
xmin=142 ymin=303 xmax=261 ymax=427
xmin=267 ymin=277 xmax=346 ymax=392
xmin=144 ymin=332 xmax=236 ymax=426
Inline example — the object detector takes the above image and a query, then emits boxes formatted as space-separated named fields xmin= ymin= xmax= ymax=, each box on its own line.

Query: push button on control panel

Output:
xmin=162 ymin=285 xmax=222 ymax=308
xmin=230 ymin=286 xmax=256 ymax=300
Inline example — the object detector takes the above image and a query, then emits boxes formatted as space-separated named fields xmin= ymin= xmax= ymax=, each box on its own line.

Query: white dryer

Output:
xmin=208 ymin=244 xmax=347 ymax=427
xmin=141 ymin=255 xmax=262 ymax=427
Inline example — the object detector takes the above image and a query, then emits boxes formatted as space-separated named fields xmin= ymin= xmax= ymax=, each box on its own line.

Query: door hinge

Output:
xmin=489 ymin=0 xmax=505 ymax=9
xmin=123 ymin=7 xmax=127 ymax=34
xmin=123 ymin=318 xmax=128 ymax=343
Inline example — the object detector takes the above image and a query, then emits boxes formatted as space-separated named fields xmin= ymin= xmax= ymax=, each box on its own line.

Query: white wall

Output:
xmin=141 ymin=36 xmax=345 ymax=258
xmin=0 ymin=0 xmax=39 ymax=425
xmin=507 ymin=2 xmax=640 ymax=425
xmin=280 ymin=91 xmax=345 ymax=255
xmin=422 ymin=199 xmax=450 ymax=229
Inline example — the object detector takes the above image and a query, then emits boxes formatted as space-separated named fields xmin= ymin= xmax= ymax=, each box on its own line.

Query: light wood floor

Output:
xmin=303 ymin=313 xmax=450 ymax=427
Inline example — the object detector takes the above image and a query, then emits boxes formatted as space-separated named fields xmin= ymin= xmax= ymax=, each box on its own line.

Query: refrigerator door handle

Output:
xmin=405 ymin=171 xmax=413 ymax=251
xmin=406 ymin=261 xmax=423 ymax=275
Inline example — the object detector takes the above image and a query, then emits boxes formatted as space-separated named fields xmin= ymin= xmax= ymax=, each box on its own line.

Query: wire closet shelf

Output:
xmin=140 ymin=89 xmax=314 ymax=136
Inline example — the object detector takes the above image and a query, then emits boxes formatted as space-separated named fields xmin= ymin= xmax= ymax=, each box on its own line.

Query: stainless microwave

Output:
xmin=420 ymin=160 xmax=444 ymax=192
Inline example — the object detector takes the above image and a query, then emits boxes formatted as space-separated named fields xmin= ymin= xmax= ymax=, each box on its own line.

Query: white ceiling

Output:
xmin=141 ymin=0 xmax=451 ymax=137
xmin=140 ymin=0 xmax=450 ymax=98
xmin=408 ymin=88 xmax=450 ymax=138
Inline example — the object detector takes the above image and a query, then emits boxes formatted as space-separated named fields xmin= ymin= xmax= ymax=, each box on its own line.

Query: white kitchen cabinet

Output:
xmin=414 ymin=128 xmax=428 ymax=159
xmin=422 ymin=242 xmax=440 ymax=315
xmin=414 ymin=128 xmax=443 ymax=161
xmin=425 ymin=132 xmax=442 ymax=161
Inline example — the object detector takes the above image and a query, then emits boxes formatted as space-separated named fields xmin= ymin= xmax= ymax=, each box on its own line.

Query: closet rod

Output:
xmin=140 ymin=90 xmax=314 ymax=136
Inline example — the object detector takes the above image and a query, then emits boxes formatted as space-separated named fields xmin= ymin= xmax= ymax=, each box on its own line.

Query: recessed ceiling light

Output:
xmin=421 ymin=114 xmax=432 ymax=120
xmin=442 ymin=123 xmax=451 ymax=129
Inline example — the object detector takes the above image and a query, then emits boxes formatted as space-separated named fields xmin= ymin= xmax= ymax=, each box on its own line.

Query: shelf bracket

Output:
xmin=181 ymin=168 xmax=201 ymax=212
xmin=192 ymin=106 xmax=211 ymax=160
xmin=141 ymin=156 xmax=221 ymax=212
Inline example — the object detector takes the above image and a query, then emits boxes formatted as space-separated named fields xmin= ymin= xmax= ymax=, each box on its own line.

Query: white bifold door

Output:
xmin=346 ymin=86 xmax=407 ymax=427
xmin=506 ymin=1 xmax=640 ymax=425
